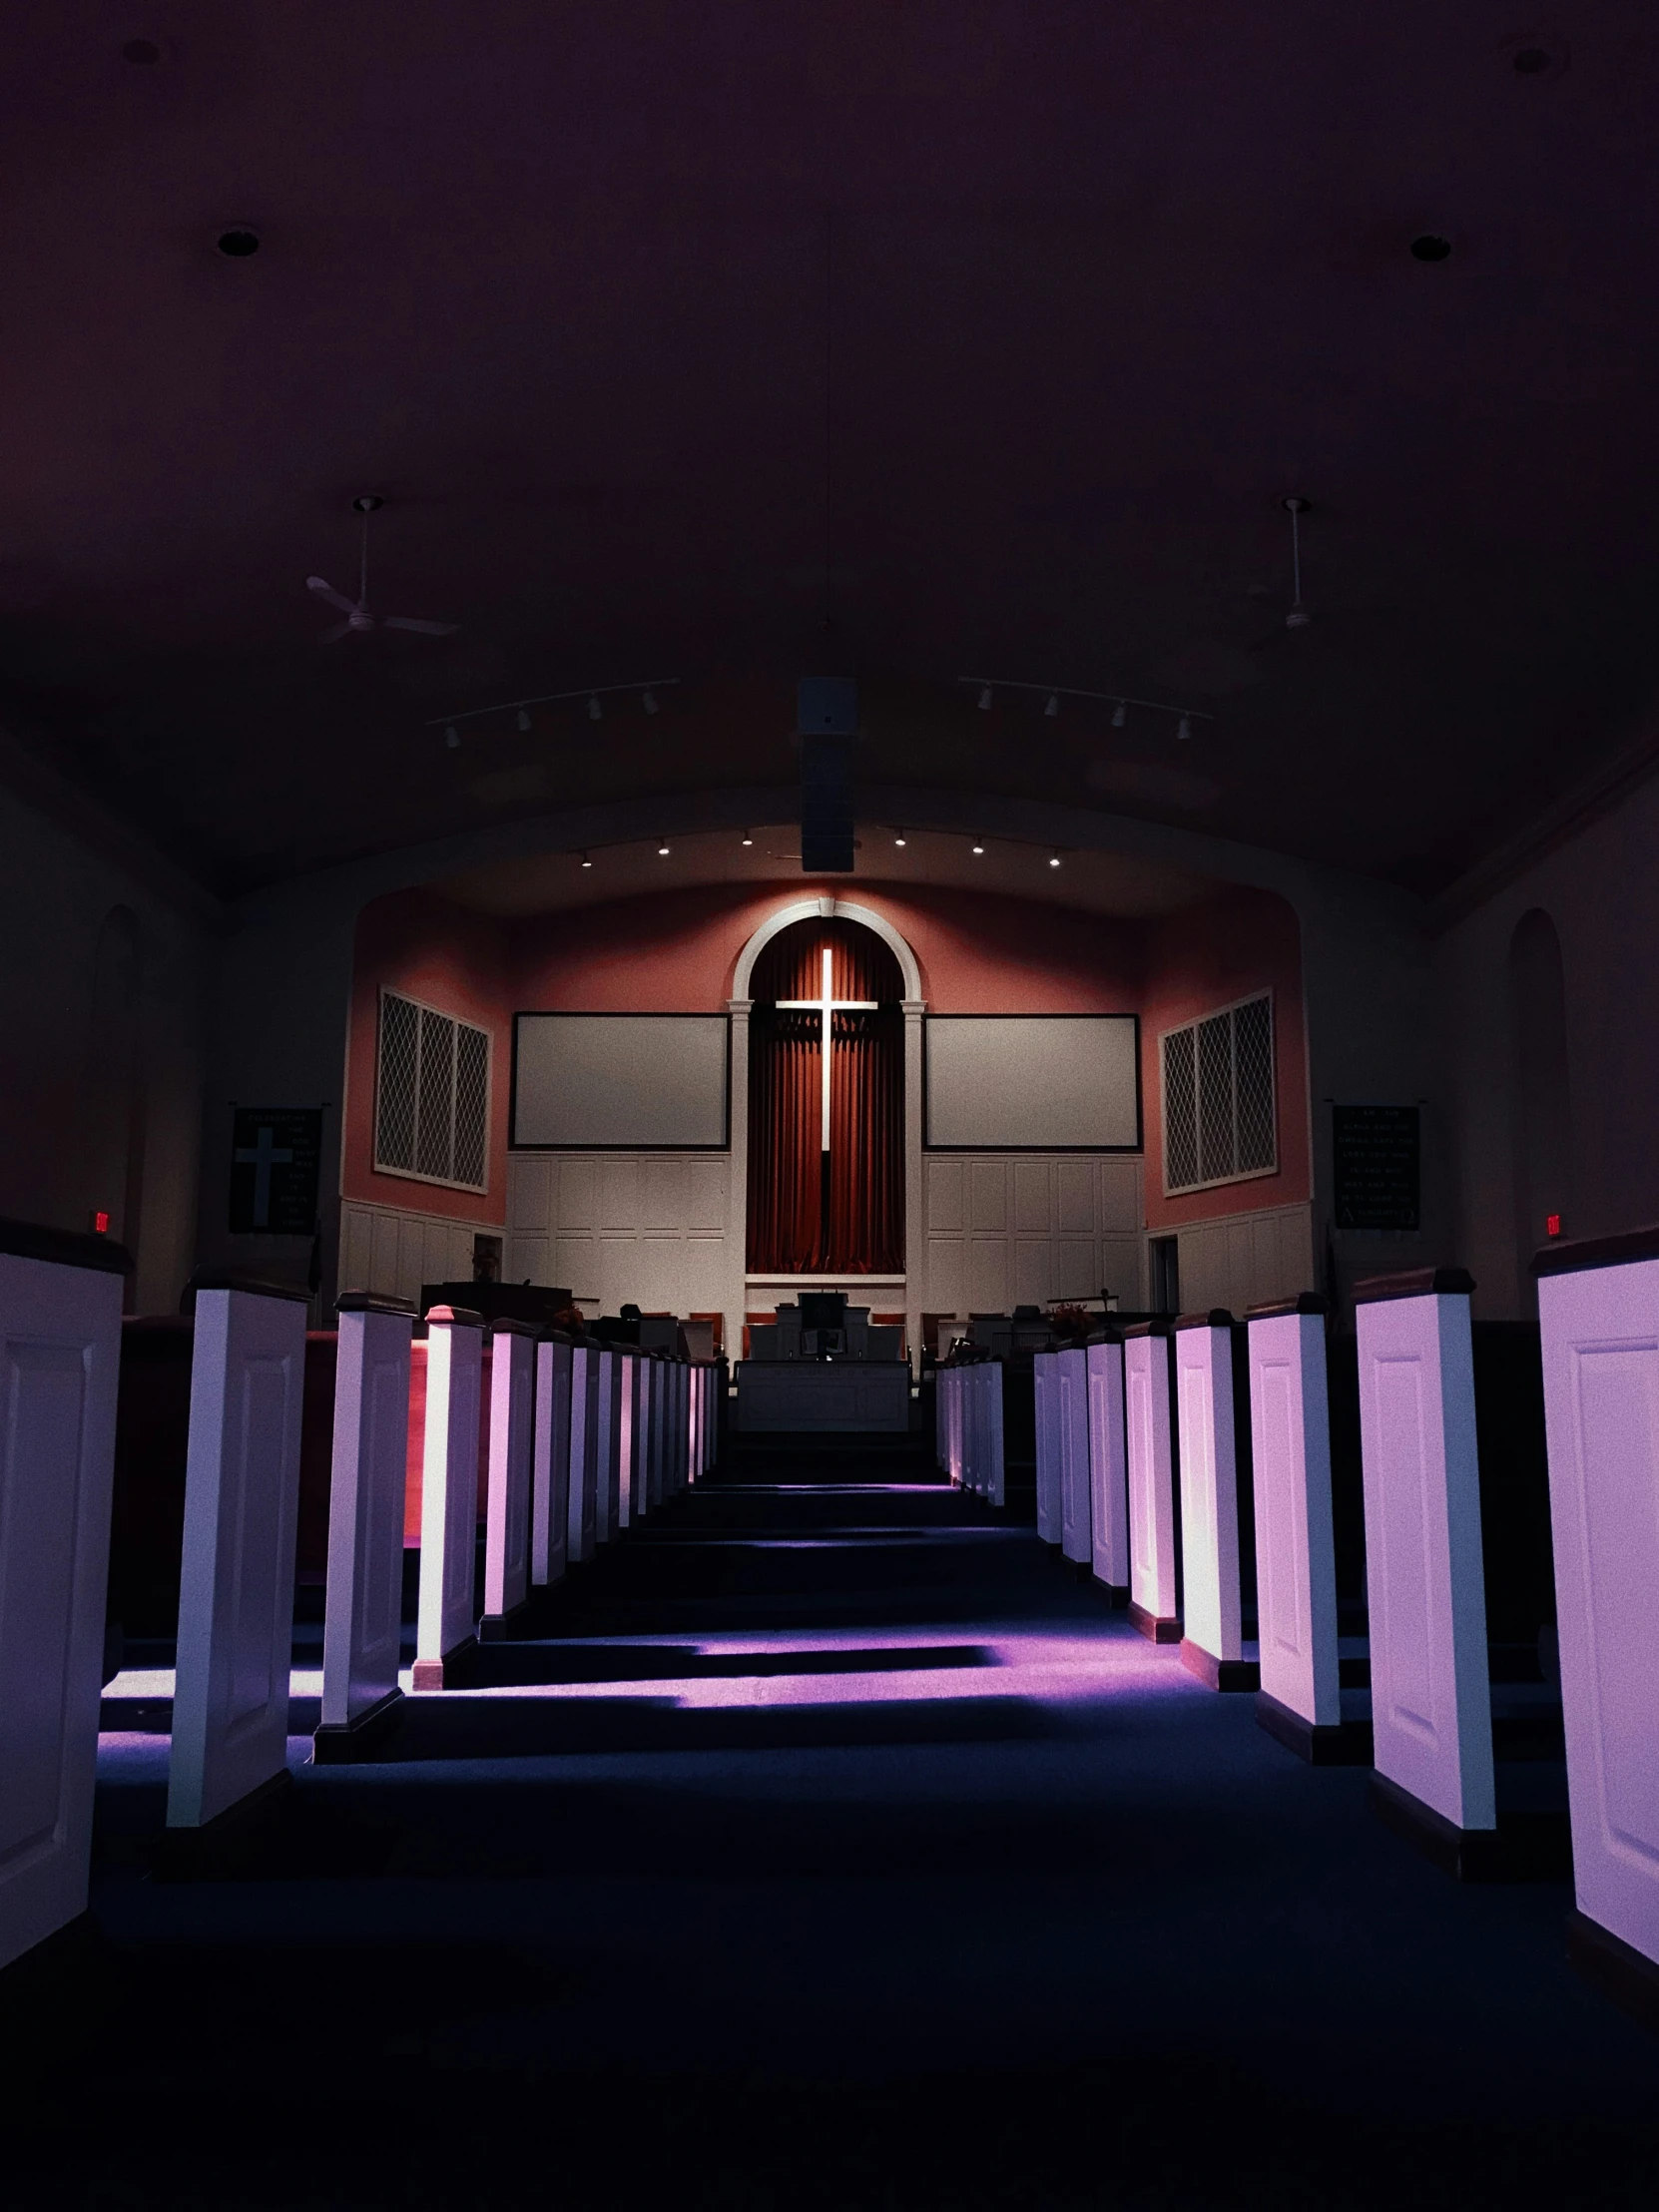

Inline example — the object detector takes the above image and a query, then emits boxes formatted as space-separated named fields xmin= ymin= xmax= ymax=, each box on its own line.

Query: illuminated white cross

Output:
xmin=235 ymin=1123 xmax=292 ymax=1228
xmin=776 ymin=945 xmax=878 ymax=1154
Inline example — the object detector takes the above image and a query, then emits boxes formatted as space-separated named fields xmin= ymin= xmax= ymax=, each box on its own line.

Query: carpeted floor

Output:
xmin=8 ymin=1437 xmax=1657 ymax=2209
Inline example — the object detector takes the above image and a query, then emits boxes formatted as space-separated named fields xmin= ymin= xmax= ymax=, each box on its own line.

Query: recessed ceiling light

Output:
xmin=1501 ymin=32 xmax=1567 ymax=79
xmin=1410 ymin=235 xmax=1452 ymax=263
xmin=218 ymin=228 xmax=261 ymax=258
xmin=122 ymin=37 xmax=161 ymax=63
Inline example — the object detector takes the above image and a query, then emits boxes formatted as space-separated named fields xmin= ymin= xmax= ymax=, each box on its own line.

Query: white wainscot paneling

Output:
xmin=339 ymin=1199 xmax=497 ymax=1308
xmin=923 ymin=1155 xmax=1144 ymax=1317
xmin=1175 ymin=1203 xmax=1314 ymax=1318
xmin=507 ymin=1152 xmax=732 ymax=1315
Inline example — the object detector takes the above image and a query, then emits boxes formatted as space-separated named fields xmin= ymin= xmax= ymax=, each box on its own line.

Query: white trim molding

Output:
xmin=731 ymin=895 xmax=924 ymax=1003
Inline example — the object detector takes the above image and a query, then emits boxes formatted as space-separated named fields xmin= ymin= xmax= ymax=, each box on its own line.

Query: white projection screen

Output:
xmin=513 ymin=1014 xmax=729 ymax=1148
xmin=925 ymin=1015 xmax=1140 ymax=1150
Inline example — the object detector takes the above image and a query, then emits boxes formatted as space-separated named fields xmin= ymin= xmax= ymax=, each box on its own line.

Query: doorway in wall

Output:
xmin=1149 ymin=1235 xmax=1180 ymax=1315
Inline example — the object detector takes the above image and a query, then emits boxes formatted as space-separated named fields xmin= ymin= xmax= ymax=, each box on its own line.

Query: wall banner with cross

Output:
xmin=229 ymin=1106 xmax=324 ymax=1235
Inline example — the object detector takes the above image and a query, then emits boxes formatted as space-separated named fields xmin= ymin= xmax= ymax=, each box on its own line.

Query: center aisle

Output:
xmin=21 ymin=1434 xmax=1659 ymax=2206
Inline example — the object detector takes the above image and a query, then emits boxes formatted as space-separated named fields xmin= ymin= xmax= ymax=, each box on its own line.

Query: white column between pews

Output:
xmin=1247 ymin=1296 xmax=1345 ymax=1759
xmin=655 ymin=1353 xmax=669 ymax=1497
xmin=632 ymin=1352 xmax=654 ymax=1520
xmin=1174 ymin=1313 xmax=1253 ymax=1689
xmin=316 ymin=1291 xmax=414 ymax=1758
xmin=530 ymin=1331 xmax=572 ymax=1586
xmin=1086 ymin=1334 xmax=1129 ymax=1598
xmin=170 ymin=1276 xmax=310 ymax=1824
xmin=1032 ymin=1351 xmax=1062 ymax=1543
xmin=567 ymin=1342 xmax=599 ymax=1562
xmin=481 ymin=1319 xmax=537 ymax=1635
xmin=412 ymin=1306 xmax=484 ymax=1691
xmin=1535 ymin=1234 xmax=1659 ymax=2001
xmin=1058 ymin=1345 xmax=1093 ymax=1564
xmin=681 ymin=1354 xmax=694 ymax=1495
xmin=593 ymin=1347 xmax=622 ymax=1543
xmin=0 ymin=1226 xmax=127 ymax=1971
xmin=1356 ymin=1269 xmax=1496 ymax=1849
xmin=1123 ymin=1324 xmax=1181 ymax=1641
xmin=617 ymin=1349 xmax=638 ymax=1527
xmin=984 ymin=1362 xmax=1006 ymax=1507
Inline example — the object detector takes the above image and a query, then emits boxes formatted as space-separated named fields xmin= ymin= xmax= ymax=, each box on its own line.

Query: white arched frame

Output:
xmin=726 ymin=897 xmax=926 ymax=1369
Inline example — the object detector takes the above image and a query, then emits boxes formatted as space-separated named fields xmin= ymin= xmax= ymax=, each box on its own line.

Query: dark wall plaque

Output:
xmin=1333 ymin=1104 xmax=1420 ymax=1233
xmin=229 ymin=1107 xmax=323 ymax=1235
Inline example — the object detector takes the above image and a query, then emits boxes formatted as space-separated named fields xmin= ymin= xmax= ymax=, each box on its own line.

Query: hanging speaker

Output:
xmin=801 ymin=737 xmax=854 ymax=872
xmin=796 ymin=676 xmax=858 ymax=736
xmin=798 ymin=677 xmax=856 ymax=871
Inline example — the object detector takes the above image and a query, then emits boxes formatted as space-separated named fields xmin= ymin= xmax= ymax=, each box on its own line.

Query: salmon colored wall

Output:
xmin=345 ymin=875 xmax=1309 ymax=1232
xmin=342 ymin=888 xmax=511 ymax=1225
xmin=1141 ymin=887 xmax=1310 ymax=1230
xmin=509 ymin=878 xmax=1144 ymax=1012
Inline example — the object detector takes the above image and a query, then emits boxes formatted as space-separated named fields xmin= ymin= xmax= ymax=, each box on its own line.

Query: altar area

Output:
xmin=734 ymin=1291 xmax=912 ymax=1431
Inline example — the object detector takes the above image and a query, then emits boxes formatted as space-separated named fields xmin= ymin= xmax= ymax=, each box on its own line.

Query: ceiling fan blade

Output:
xmin=317 ymin=620 xmax=355 ymax=644
xmin=382 ymin=616 xmax=459 ymax=636
xmin=306 ymin=575 xmax=362 ymax=616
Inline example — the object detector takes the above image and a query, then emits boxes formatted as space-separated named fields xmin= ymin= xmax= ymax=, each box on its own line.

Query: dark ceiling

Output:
xmin=5 ymin=3 xmax=1658 ymax=896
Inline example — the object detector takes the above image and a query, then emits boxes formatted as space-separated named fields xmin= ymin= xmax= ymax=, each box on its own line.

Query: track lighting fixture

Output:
xmin=657 ymin=841 xmax=671 ymax=856
xmin=580 ymin=851 xmax=593 ymax=868
xmin=1177 ymin=717 xmax=1192 ymax=742
xmin=977 ymin=687 xmax=992 ymax=711
xmin=960 ymin=676 xmax=1213 ymax=739
xmin=444 ymin=725 xmax=459 ymax=749
xmin=427 ymin=677 xmax=680 ymax=744
xmin=893 ymin=832 xmax=907 ymax=847
xmin=741 ymin=830 xmax=754 ymax=846
xmin=971 ymin=839 xmax=984 ymax=855
xmin=1049 ymin=853 xmax=1062 ymax=869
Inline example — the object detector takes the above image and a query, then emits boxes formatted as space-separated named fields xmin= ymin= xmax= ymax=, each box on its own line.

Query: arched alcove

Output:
xmin=1507 ymin=906 xmax=1573 ymax=1282
xmin=729 ymin=897 xmax=925 ymax=1350
xmin=746 ymin=914 xmax=906 ymax=1274
xmin=88 ymin=904 xmax=146 ymax=1269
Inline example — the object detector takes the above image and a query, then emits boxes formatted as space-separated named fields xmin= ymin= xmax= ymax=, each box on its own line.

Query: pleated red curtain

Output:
xmin=746 ymin=919 xmax=904 ymax=1274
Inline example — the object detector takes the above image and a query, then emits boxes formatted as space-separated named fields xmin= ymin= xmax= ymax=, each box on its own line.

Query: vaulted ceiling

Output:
xmin=4 ymin=3 xmax=1656 ymax=896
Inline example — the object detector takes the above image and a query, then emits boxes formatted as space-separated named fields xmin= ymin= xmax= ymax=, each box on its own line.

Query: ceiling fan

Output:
xmin=306 ymin=494 xmax=458 ymax=643
xmin=1249 ymin=495 xmax=1316 ymax=649
xmin=1244 ymin=494 xmax=1407 ymax=670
